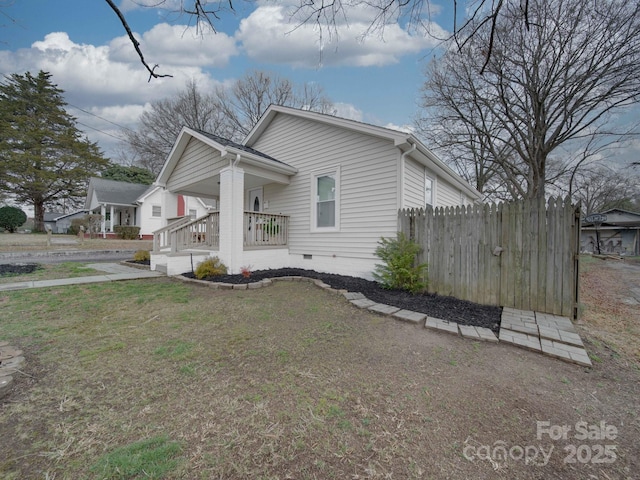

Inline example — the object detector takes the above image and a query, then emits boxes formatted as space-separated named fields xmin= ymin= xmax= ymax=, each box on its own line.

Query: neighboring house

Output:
xmin=152 ymin=105 xmax=482 ymax=278
xmin=84 ymin=177 xmax=214 ymax=239
xmin=581 ymin=209 xmax=640 ymax=256
xmin=43 ymin=212 xmax=64 ymax=232
xmin=54 ymin=210 xmax=88 ymax=233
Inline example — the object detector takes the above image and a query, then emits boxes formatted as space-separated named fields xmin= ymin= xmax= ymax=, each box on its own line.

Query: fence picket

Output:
xmin=399 ymin=196 xmax=578 ymax=317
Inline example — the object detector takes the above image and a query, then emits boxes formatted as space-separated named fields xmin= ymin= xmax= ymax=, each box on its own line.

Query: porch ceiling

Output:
xmin=167 ymin=172 xmax=284 ymax=198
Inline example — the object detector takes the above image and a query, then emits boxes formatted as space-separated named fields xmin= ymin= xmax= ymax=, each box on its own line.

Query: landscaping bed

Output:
xmin=182 ymin=268 xmax=502 ymax=333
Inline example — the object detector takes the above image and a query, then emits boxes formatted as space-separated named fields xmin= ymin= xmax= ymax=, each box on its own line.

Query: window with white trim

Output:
xmin=152 ymin=205 xmax=161 ymax=217
xmin=425 ymin=175 xmax=434 ymax=207
xmin=189 ymin=209 xmax=197 ymax=219
xmin=311 ymin=167 xmax=340 ymax=231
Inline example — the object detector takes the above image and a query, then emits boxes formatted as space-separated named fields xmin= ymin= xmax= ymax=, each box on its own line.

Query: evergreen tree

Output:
xmin=102 ymin=164 xmax=155 ymax=185
xmin=0 ymin=71 xmax=109 ymax=231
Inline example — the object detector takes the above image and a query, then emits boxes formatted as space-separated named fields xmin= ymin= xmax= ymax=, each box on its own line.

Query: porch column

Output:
xmin=110 ymin=205 xmax=114 ymax=235
xmin=219 ymin=165 xmax=244 ymax=274
xmin=100 ymin=204 xmax=106 ymax=238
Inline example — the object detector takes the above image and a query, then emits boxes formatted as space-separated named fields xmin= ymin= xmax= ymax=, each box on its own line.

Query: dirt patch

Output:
xmin=183 ymin=268 xmax=503 ymax=333
xmin=579 ymin=257 xmax=640 ymax=362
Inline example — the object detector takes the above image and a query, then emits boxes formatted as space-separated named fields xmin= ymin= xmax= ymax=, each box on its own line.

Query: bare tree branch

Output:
xmin=104 ymin=0 xmax=173 ymax=81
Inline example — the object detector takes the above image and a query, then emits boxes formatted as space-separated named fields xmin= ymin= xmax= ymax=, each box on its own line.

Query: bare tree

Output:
xmin=418 ymin=0 xmax=640 ymax=201
xmin=216 ymin=70 xmax=333 ymax=138
xmin=124 ymin=71 xmax=333 ymax=175
xmin=103 ymin=0 xmax=530 ymax=78
xmin=570 ymin=166 xmax=640 ymax=214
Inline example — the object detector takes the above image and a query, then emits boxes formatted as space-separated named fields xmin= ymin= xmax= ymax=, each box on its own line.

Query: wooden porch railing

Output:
xmin=152 ymin=216 xmax=192 ymax=251
xmin=170 ymin=212 xmax=220 ymax=252
xmin=244 ymin=212 xmax=289 ymax=247
xmin=154 ymin=211 xmax=289 ymax=253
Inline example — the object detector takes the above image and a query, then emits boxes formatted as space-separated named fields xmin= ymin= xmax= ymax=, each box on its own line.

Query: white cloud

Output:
xmin=109 ymin=23 xmax=237 ymax=67
xmin=237 ymin=5 xmax=442 ymax=68
xmin=331 ymin=102 xmax=364 ymax=121
xmin=384 ymin=122 xmax=415 ymax=134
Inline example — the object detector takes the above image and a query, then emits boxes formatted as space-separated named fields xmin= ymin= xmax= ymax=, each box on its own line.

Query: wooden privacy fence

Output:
xmin=399 ymin=197 xmax=581 ymax=318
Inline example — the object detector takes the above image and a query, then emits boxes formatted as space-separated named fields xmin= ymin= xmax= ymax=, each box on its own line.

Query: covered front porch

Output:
xmin=150 ymin=127 xmax=297 ymax=275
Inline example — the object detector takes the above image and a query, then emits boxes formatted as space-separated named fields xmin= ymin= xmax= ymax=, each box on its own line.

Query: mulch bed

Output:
xmin=182 ymin=268 xmax=502 ymax=333
xmin=0 ymin=263 xmax=41 ymax=276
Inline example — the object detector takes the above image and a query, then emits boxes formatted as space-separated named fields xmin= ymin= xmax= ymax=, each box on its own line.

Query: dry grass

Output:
xmin=579 ymin=256 xmax=640 ymax=362
xmin=0 ymin=275 xmax=638 ymax=479
xmin=0 ymin=233 xmax=152 ymax=252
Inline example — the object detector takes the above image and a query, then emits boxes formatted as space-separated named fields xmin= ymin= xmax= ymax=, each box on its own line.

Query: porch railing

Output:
xmin=152 ymin=216 xmax=193 ymax=251
xmin=244 ymin=212 xmax=289 ymax=247
xmin=154 ymin=211 xmax=289 ymax=253
xmin=170 ymin=212 xmax=220 ymax=252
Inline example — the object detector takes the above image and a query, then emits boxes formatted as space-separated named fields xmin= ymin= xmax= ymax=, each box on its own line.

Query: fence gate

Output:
xmin=399 ymin=196 xmax=581 ymax=318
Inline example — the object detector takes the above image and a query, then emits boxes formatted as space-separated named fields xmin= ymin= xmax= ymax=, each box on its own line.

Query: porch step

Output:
xmin=154 ymin=264 xmax=168 ymax=274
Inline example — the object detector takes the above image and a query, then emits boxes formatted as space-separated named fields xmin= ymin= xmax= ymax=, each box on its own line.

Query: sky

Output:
xmin=0 ymin=0 xmax=455 ymax=162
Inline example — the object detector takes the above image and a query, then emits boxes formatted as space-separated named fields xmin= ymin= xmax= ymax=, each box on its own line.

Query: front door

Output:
xmin=248 ymin=188 xmax=263 ymax=213
xmin=247 ymin=188 xmax=263 ymax=242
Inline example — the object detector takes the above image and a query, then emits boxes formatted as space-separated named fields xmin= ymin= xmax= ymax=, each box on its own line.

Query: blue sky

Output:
xmin=0 ymin=0 xmax=453 ymax=161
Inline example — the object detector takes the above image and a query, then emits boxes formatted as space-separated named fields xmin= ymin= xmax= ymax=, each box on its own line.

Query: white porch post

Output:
xmin=100 ymin=204 xmax=106 ymax=238
xmin=219 ymin=165 xmax=245 ymax=274
xmin=109 ymin=205 xmax=114 ymax=235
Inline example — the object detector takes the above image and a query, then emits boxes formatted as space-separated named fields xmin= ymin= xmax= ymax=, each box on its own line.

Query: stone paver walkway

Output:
xmin=178 ymin=275 xmax=592 ymax=367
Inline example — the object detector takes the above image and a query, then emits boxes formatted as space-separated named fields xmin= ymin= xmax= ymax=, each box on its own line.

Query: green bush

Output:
xmin=373 ymin=232 xmax=427 ymax=294
xmin=133 ymin=250 xmax=150 ymax=262
xmin=0 ymin=206 xmax=27 ymax=233
xmin=195 ymin=257 xmax=228 ymax=279
xmin=114 ymin=225 xmax=140 ymax=239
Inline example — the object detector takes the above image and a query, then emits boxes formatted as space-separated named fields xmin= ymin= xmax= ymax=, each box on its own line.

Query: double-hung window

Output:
xmin=311 ymin=167 xmax=340 ymax=231
xmin=152 ymin=205 xmax=162 ymax=217
xmin=425 ymin=174 xmax=434 ymax=207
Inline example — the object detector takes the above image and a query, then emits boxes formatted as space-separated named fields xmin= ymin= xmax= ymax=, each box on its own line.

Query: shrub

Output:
xmin=240 ymin=265 xmax=252 ymax=278
xmin=0 ymin=206 xmax=27 ymax=233
xmin=195 ymin=257 xmax=228 ymax=279
xmin=133 ymin=250 xmax=150 ymax=262
xmin=114 ymin=225 xmax=140 ymax=239
xmin=373 ymin=232 xmax=427 ymax=294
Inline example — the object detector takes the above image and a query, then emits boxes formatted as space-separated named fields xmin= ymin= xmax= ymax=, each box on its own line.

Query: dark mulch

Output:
xmin=182 ymin=268 xmax=502 ymax=333
xmin=126 ymin=259 xmax=151 ymax=266
xmin=0 ymin=263 xmax=41 ymax=276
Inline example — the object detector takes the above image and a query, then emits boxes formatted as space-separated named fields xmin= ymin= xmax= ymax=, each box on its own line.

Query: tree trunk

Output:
xmin=33 ymin=201 xmax=45 ymax=233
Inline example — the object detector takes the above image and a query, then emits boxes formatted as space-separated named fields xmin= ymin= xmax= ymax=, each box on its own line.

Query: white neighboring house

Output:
xmin=152 ymin=104 xmax=482 ymax=277
xmin=84 ymin=177 xmax=215 ymax=239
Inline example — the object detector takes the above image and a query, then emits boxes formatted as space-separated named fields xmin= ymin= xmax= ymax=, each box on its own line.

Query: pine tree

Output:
xmin=0 ymin=71 xmax=109 ymax=231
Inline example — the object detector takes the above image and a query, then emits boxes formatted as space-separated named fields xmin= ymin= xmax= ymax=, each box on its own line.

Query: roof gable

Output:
xmin=156 ymin=127 xmax=297 ymax=187
xmin=85 ymin=177 xmax=153 ymax=207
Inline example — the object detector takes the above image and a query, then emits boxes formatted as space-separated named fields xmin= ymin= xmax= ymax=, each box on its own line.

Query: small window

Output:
xmin=189 ymin=209 xmax=197 ymax=219
xmin=311 ymin=167 xmax=340 ymax=231
xmin=425 ymin=175 xmax=434 ymax=207
xmin=152 ymin=205 xmax=161 ymax=217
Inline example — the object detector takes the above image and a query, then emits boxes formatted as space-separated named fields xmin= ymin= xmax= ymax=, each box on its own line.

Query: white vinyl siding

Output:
xmin=166 ymin=138 xmax=226 ymax=192
xmin=436 ymin=176 xmax=467 ymax=207
xmin=403 ymin=157 xmax=426 ymax=209
xmin=253 ymin=114 xmax=399 ymax=259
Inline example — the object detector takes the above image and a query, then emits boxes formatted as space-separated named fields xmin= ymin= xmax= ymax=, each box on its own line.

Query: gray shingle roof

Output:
xmin=90 ymin=178 xmax=153 ymax=205
xmin=192 ymin=129 xmax=285 ymax=165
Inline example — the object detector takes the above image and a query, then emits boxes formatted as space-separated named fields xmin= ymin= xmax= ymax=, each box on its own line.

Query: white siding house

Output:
xmin=84 ymin=177 xmax=214 ymax=239
xmin=151 ymin=105 xmax=481 ymax=277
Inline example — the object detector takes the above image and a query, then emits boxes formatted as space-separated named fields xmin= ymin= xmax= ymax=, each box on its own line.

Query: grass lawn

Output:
xmin=1 ymin=275 xmax=639 ymax=479
xmin=0 ymin=262 xmax=103 ymax=285
xmin=0 ymin=233 xmax=152 ymax=252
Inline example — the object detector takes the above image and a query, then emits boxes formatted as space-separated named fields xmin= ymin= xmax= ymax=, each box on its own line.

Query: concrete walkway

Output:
xmin=0 ymin=262 xmax=163 ymax=292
